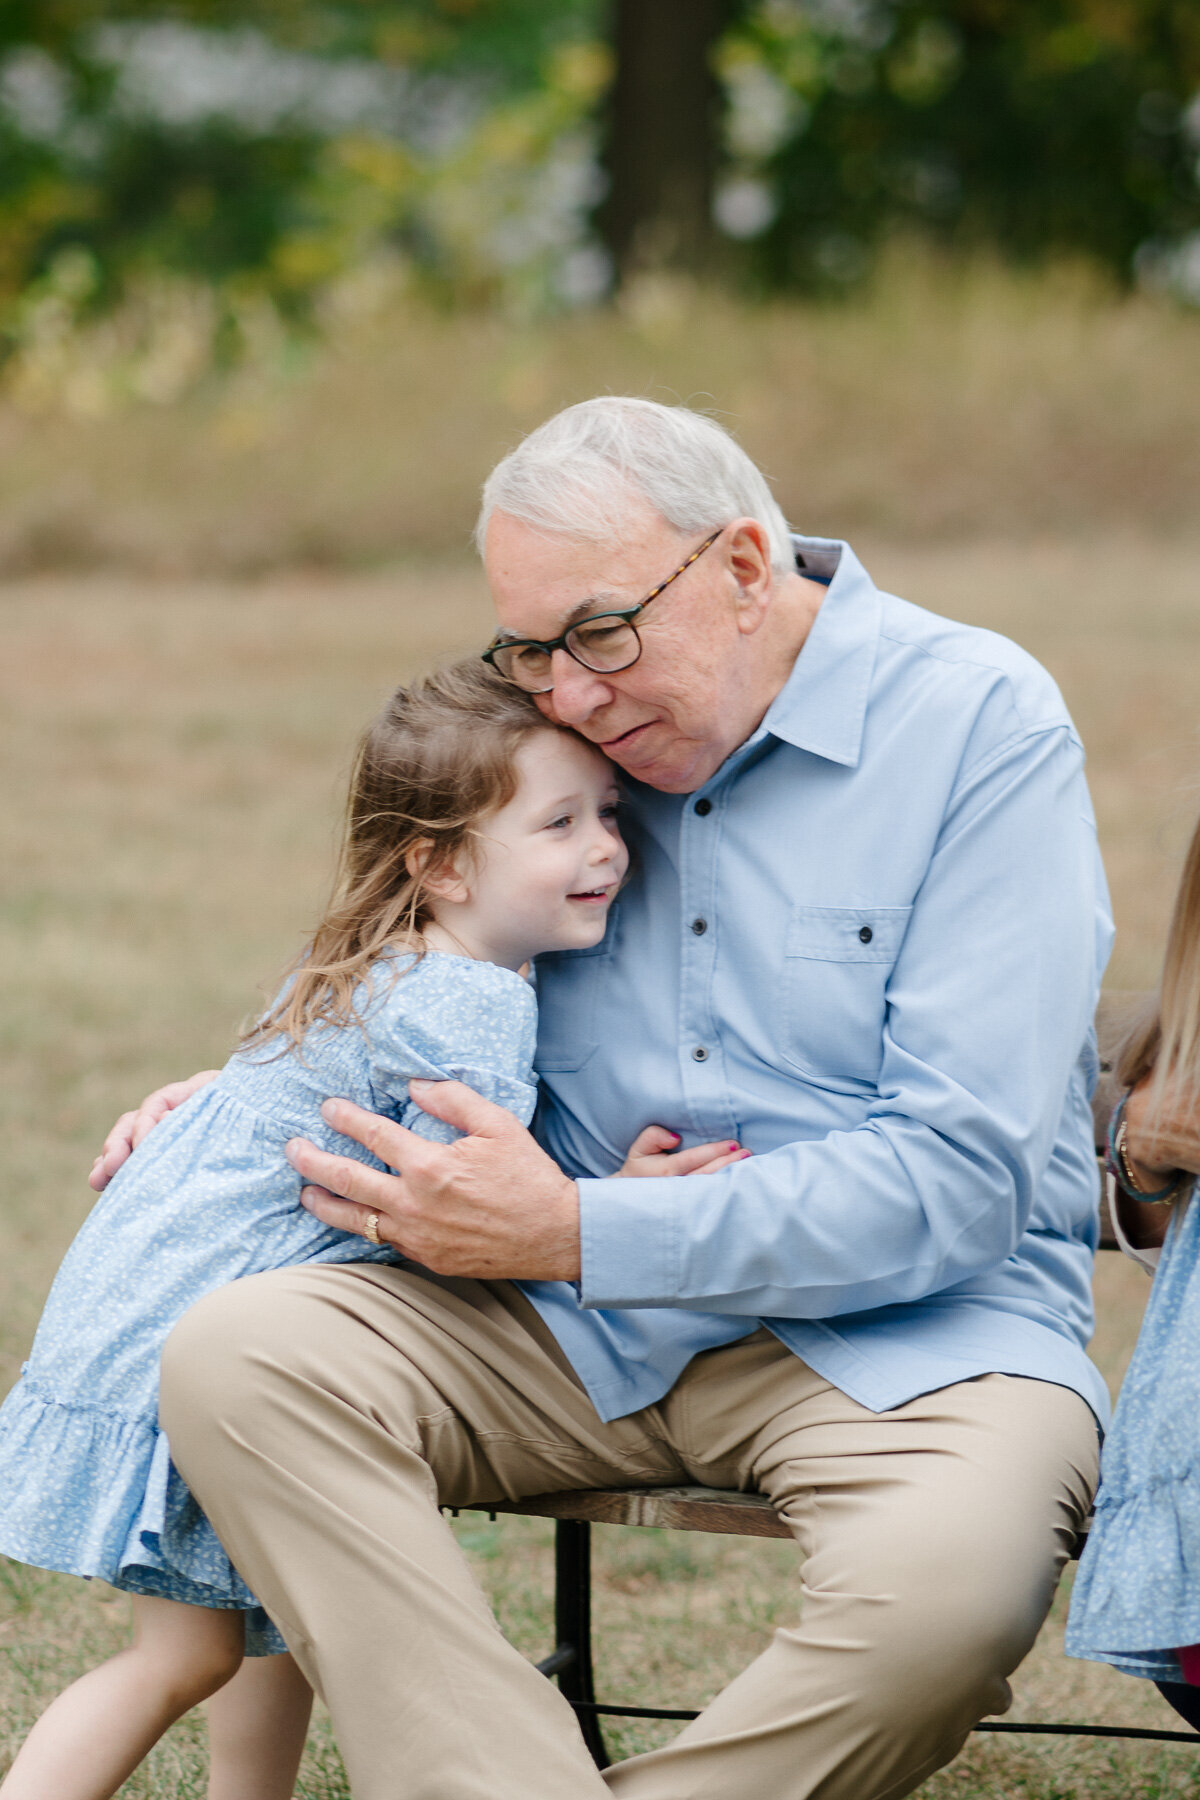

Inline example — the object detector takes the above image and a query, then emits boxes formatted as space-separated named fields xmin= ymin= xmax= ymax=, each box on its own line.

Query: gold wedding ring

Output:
xmin=364 ymin=1211 xmax=382 ymax=1246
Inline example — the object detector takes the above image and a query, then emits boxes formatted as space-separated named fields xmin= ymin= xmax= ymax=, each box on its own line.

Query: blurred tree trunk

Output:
xmin=599 ymin=0 xmax=731 ymax=283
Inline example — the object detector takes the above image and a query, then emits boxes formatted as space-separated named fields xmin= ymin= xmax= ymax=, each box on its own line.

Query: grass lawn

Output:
xmin=2 ymin=533 xmax=1200 ymax=1794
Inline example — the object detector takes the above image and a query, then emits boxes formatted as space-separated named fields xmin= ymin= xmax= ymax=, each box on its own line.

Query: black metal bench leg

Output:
xmin=550 ymin=1518 xmax=610 ymax=1768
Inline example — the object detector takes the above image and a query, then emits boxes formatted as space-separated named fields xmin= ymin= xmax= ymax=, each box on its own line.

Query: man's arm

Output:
xmin=296 ymin=722 xmax=1104 ymax=1307
xmin=288 ymin=1084 xmax=583 ymax=1278
xmin=572 ymin=722 xmax=1104 ymax=1316
xmin=290 ymin=1103 xmax=746 ymax=1274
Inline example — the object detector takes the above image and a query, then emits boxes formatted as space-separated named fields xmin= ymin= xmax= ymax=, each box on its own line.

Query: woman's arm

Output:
xmin=1113 ymin=1074 xmax=1200 ymax=1260
xmin=1122 ymin=1074 xmax=1200 ymax=1190
xmin=1109 ymin=1178 xmax=1171 ymax=1257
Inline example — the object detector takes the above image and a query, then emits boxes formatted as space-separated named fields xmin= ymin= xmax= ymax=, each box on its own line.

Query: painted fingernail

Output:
xmin=739 ymin=1149 xmax=753 ymax=1159
xmin=669 ymin=1131 xmax=682 ymax=1143
xmin=728 ymin=1143 xmax=739 ymax=1152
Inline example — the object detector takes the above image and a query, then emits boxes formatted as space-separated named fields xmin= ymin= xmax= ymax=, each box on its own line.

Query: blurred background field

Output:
xmin=3 ymin=0 xmax=1200 ymax=1793
xmin=3 ymin=526 xmax=1200 ymax=1796
xmin=3 ymin=252 xmax=1200 ymax=573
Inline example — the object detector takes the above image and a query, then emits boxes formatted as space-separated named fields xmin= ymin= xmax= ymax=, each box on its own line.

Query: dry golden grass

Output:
xmin=2 ymin=532 xmax=1200 ymax=1793
xmin=1 ymin=254 xmax=1198 ymax=575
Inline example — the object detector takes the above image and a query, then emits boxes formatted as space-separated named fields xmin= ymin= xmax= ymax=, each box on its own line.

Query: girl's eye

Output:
xmin=600 ymin=803 xmax=620 ymax=821
xmin=546 ymin=814 xmax=572 ymax=830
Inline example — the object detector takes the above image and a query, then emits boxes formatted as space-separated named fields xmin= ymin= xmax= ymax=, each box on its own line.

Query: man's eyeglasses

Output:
xmin=481 ymin=528 xmax=723 ymax=694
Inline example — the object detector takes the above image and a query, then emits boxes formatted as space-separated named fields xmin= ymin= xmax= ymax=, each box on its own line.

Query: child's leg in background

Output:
xmin=206 ymin=1651 xmax=312 ymax=1800
xmin=0 ymin=1595 xmax=243 ymax=1800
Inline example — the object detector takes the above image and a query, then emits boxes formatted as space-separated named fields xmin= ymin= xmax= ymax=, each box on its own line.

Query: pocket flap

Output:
xmin=785 ymin=905 xmax=912 ymax=964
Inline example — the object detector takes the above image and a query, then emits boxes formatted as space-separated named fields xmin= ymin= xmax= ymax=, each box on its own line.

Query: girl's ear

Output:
xmin=406 ymin=838 xmax=471 ymax=906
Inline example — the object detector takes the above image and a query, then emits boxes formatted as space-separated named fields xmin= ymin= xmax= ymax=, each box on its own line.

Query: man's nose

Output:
xmin=543 ymin=650 xmax=614 ymax=724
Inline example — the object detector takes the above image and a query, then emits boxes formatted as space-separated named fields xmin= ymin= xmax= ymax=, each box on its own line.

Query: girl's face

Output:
xmin=429 ymin=730 xmax=629 ymax=971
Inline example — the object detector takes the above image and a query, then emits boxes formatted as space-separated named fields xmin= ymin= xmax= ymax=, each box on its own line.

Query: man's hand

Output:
xmin=619 ymin=1126 xmax=750 ymax=1178
xmin=290 ymin=1079 xmax=582 ymax=1280
xmin=1123 ymin=1073 xmax=1200 ymax=1188
xmin=90 ymin=1071 xmax=221 ymax=1192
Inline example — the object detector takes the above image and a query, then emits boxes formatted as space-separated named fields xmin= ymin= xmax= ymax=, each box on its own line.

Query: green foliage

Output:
xmin=726 ymin=1 xmax=1200 ymax=290
xmin=0 ymin=0 xmax=1198 ymax=403
xmin=0 ymin=0 xmax=602 ymax=373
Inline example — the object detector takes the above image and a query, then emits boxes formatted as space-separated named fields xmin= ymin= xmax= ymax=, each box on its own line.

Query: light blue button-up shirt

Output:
xmin=520 ymin=537 xmax=1113 ymax=1430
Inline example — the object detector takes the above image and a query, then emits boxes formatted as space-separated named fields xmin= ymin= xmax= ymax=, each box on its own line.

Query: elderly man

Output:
xmin=126 ymin=399 xmax=1109 ymax=1798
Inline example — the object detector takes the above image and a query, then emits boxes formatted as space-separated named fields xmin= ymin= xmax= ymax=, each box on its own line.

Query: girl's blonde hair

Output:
xmin=243 ymin=658 xmax=556 ymax=1051
xmin=1117 ymin=809 xmax=1200 ymax=1116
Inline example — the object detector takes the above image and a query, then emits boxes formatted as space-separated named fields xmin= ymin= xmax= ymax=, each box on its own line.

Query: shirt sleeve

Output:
xmin=578 ymin=720 xmax=1107 ymax=1315
xmin=365 ymin=960 xmax=540 ymax=1145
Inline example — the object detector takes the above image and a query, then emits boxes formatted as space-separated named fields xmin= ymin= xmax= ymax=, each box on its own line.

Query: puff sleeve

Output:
xmin=363 ymin=955 xmax=539 ymax=1146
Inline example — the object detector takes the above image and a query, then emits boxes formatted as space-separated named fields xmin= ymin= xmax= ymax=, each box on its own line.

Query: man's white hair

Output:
xmin=475 ymin=396 xmax=795 ymax=575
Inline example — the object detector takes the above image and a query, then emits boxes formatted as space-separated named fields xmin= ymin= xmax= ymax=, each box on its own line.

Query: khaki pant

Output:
xmin=160 ymin=1265 xmax=1099 ymax=1800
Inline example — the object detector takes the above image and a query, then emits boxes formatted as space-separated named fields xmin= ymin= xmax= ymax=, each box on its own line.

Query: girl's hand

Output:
xmin=617 ymin=1126 xmax=750 ymax=1178
xmin=89 ymin=1071 xmax=221 ymax=1192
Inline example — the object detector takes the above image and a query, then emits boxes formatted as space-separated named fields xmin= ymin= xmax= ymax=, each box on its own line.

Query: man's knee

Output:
xmin=160 ymin=1274 xmax=284 ymax=1453
xmin=160 ymin=1266 xmax=357 ymax=1451
xmin=160 ymin=1265 xmax=445 ymax=1480
xmin=849 ymin=1548 xmax=1054 ymax=1733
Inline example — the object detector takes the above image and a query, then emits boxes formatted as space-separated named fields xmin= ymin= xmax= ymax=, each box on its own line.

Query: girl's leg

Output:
xmin=0 ymin=1595 xmax=243 ymax=1800
xmin=205 ymin=1652 xmax=313 ymax=1800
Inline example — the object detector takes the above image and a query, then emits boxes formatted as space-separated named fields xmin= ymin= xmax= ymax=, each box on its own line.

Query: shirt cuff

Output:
xmin=1107 ymin=1172 xmax=1162 ymax=1275
xmin=577 ymin=1176 xmax=679 ymax=1307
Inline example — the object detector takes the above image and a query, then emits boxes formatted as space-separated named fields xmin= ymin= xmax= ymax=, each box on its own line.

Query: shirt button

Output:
xmin=694 ymin=798 xmax=712 ymax=816
xmin=692 ymin=1046 xmax=709 ymax=1062
xmin=691 ymin=917 xmax=707 ymax=935
xmin=859 ymin=925 xmax=873 ymax=943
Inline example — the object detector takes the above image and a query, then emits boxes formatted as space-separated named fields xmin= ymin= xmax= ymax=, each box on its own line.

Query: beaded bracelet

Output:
xmin=1106 ymin=1093 xmax=1191 ymax=1205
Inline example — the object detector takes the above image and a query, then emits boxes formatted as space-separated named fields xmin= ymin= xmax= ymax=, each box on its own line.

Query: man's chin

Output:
xmin=606 ymin=738 xmax=710 ymax=793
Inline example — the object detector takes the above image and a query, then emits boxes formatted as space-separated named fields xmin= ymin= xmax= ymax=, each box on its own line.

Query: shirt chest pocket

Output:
xmin=780 ymin=905 xmax=913 ymax=1083
xmin=533 ymin=941 xmax=612 ymax=1073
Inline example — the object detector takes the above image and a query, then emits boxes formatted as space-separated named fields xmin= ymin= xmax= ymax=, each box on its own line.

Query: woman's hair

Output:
xmin=1116 ymin=808 xmax=1200 ymax=1109
xmin=476 ymin=396 xmax=796 ymax=576
xmin=243 ymin=658 xmax=554 ymax=1051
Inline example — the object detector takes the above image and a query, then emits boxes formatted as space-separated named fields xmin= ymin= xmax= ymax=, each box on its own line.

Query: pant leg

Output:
xmin=605 ymin=1336 xmax=1099 ymax=1800
xmin=159 ymin=1262 xmax=683 ymax=1800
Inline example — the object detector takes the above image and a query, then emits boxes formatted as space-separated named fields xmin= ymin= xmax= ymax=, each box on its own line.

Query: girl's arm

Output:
xmin=90 ymin=1070 xmax=220 ymax=1191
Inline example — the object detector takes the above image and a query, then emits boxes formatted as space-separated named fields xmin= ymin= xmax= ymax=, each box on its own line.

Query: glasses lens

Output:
xmin=491 ymin=643 xmax=553 ymax=691
xmin=566 ymin=617 xmax=640 ymax=672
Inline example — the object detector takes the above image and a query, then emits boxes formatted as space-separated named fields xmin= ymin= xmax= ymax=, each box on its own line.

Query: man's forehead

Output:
xmin=484 ymin=513 xmax=679 ymax=638
xmin=490 ymin=582 xmax=631 ymax=642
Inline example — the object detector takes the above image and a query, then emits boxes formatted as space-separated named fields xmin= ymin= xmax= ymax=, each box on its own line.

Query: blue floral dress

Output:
xmin=1067 ymin=1182 xmax=1200 ymax=1682
xmin=0 ymin=952 xmax=537 ymax=1654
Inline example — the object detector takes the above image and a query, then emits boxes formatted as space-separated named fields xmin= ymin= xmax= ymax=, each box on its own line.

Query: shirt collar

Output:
xmin=753 ymin=535 xmax=882 ymax=770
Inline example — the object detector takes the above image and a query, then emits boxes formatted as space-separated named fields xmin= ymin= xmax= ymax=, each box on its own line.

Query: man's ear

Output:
xmin=725 ymin=519 xmax=775 ymax=634
xmin=406 ymin=838 xmax=471 ymax=906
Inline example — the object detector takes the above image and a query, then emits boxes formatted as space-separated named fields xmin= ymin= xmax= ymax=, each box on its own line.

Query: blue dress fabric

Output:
xmin=0 ymin=952 xmax=537 ymax=1655
xmin=1066 ymin=1182 xmax=1200 ymax=1683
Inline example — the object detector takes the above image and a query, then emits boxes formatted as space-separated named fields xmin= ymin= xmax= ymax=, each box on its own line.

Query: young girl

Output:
xmin=0 ymin=659 xmax=742 ymax=1800
xmin=1066 ymin=804 xmax=1200 ymax=1726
